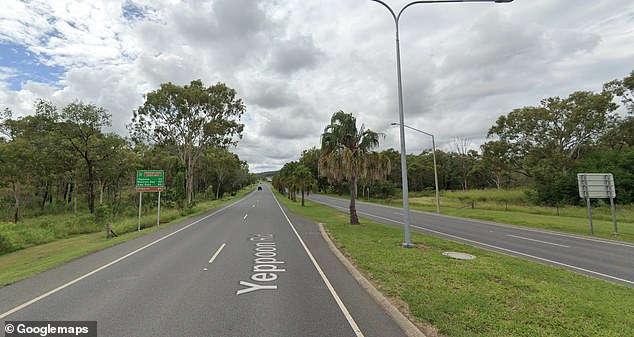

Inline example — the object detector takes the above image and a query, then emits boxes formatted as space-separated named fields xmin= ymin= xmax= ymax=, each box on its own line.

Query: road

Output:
xmin=307 ymin=194 xmax=634 ymax=287
xmin=0 ymin=186 xmax=408 ymax=337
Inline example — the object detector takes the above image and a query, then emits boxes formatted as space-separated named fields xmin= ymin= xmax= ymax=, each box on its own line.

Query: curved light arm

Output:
xmin=371 ymin=0 xmax=513 ymax=26
xmin=392 ymin=122 xmax=434 ymax=138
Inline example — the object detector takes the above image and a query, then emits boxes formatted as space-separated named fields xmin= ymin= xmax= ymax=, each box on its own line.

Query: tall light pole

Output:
xmin=370 ymin=0 xmax=513 ymax=248
xmin=392 ymin=123 xmax=440 ymax=214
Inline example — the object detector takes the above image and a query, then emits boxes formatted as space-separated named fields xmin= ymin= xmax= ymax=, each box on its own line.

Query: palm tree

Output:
xmin=294 ymin=164 xmax=317 ymax=206
xmin=279 ymin=162 xmax=299 ymax=201
xmin=319 ymin=111 xmax=391 ymax=224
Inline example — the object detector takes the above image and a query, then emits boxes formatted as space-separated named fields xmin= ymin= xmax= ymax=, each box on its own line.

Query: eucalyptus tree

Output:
xmin=43 ymin=101 xmax=116 ymax=214
xmin=129 ymin=80 xmax=245 ymax=206
xmin=486 ymin=91 xmax=618 ymax=175
xmin=199 ymin=146 xmax=242 ymax=199
xmin=319 ymin=111 xmax=390 ymax=225
xmin=605 ymin=70 xmax=634 ymax=114
xmin=485 ymin=90 xmax=618 ymax=204
xmin=0 ymin=138 xmax=33 ymax=222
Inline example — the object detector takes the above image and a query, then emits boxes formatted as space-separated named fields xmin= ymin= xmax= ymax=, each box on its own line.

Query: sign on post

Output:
xmin=136 ymin=170 xmax=165 ymax=192
xmin=577 ymin=173 xmax=618 ymax=235
xmin=136 ymin=170 xmax=165 ymax=231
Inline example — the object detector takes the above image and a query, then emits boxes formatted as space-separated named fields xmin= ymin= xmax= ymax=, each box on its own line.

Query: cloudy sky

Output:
xmin=1 ymin=0 xmax=633 ymax=172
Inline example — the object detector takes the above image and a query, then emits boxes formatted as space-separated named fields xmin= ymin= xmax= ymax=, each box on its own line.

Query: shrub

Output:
xmin=371 ymin=180 xmax=397 ymax=199
xmin=0 ymin=222 xmax=25 ymax=254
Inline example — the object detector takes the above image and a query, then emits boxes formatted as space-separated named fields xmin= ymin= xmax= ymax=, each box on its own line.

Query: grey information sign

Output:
xmin=577 ymin=173 xmax=616 ymax=198
xmin=577 ymin=173 xmax=618 ymax=235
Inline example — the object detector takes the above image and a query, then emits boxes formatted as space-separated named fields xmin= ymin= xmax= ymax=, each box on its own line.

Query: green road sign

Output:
xmin=136 ymin=170 xmax=165 ymax=192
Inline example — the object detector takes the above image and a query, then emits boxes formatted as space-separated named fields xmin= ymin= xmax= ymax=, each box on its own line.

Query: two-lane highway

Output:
xmin=0 ymin=186 xmax=409 ymax=336
xmin=308 ymin=194 xmax=634 ymax=287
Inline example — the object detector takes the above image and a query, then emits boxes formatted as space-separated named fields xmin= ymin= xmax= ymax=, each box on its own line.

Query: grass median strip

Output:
xmin=276 ymin=193 xmax=634 ymax=337
xmin=327 ymin=193 xmax=634 ymax=243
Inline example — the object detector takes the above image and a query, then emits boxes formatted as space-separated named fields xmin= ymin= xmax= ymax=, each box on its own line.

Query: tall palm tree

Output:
xmin=319 ymin=111 xmax=391 ymax=224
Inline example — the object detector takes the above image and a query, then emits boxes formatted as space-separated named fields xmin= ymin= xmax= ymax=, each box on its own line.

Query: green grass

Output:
xmin=276 ymin=191 xmax=634 ymax=337
xmin=327 ymin=190 xmax=634 ymax=243
xmin=0 ymin=186 xmax=254 ymax=287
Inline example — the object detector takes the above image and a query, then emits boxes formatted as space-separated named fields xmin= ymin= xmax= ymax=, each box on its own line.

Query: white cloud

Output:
xmin=1 ymin=0 xmax=633 ymax=172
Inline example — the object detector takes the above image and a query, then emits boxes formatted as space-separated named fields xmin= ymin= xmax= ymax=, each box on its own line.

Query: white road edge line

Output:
xmin=349 ymin=197 xmax=634 ymax=248
xmin=209 ymin=243 xmax=227 ymax=264
xmin=416 ymin=225 xmax=634 ymax=286
xmin=272 ymin=193 xmax=364 ymax=337
xmin=312 ymin=199 xmax=634 ymax=286
xmin=506 ymin=234 xmax=569 ymax=248
xmin=243 ymin=214 xmax=248 ymax=221
xmin=316 ymin=196 xmax=634 ymax=248
xmin=0 ymin=198 xmax=246 ymax=320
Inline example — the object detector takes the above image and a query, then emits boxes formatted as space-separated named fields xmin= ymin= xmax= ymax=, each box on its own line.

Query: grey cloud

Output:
xmin=246 ymin=80 xmax=298 ymax=109
xmin=269 ymin=36 xmax=324 ymax=75
xmin=430 ymin=12 xmax=601 ymax=114
xmin=260 ymin=109 xmax=321 ymax=141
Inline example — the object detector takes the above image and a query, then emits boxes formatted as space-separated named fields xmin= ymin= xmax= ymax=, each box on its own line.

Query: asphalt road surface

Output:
xmin=0 ymin=186 xmax=408 ymax=337
xmin=307 ymin=194 xmax=634 ymax=287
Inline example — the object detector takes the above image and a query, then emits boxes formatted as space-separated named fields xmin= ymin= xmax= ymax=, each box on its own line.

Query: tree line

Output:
xmin=275 ymin=70 xmax=634 ymax=217
xmin=0 ymin=80 xmax=256 ymax=223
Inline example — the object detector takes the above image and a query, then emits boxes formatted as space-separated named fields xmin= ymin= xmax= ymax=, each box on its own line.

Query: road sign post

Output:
xmin=138 ymin=191 xmax=142 ymax=232
xmin=577 ymin=173 xmax=618 ymax=235
xmin=136 ymin=170 xmax=165 ymax=231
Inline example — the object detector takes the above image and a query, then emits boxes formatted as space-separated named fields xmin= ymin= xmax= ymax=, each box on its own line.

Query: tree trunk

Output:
xmin=12 ymin=181 xmax=20 ymax=223
xmin=186 ymin=157 xmax=195 ymax=206
xmin=65 ymin=181 xmax=72 ymax=204
xmin=349 ymin=175 xmax=359 ymax=225
xmin=98 ymin=179 xmax=105 ymax=205
xmin=87 ymin=159 xmax=95 ymax=213
xmin=216 ymin=172 xmax=225 ymax=200
xmin=73 ymin=181 xmax=77 ymax=213
xmin=114 ymin=177 xmax=122 ymax=215
xmin=40 ymin=180 xmax=50 ymax=209
xmin=301 ymin=190 xmax=305 ymax=207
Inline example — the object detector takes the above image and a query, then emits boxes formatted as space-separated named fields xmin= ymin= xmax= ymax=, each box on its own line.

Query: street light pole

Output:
xmin=370 ymin=0 xmax=512 ymax=248
xmin=393 ymin=123 xmax=440 ymax=214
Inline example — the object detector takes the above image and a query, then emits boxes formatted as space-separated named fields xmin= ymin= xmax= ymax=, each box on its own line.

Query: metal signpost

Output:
xmin=577 ymin=173 xmax=618 ymax=235
xmin=136 ymin=170 xmax=166 ymax=231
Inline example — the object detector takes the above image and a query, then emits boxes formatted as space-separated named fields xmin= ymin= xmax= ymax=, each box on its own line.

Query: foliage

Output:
xmin=299 ymin=147 xmax=328 ymax=192
xmin=319 ymin=110 xmax=390 ymax=224
xmin=0 ymin=87 xmax=252 ymax=227
xmin=129 ymin=79 xmax=245 ymax=206
xmin=369 ymin=180 xmax=397 ymax=199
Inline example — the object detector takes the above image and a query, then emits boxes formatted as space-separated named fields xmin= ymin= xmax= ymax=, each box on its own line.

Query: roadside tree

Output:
xmin=129 ymin=80 xmax=245 ymax=206
xmin=319 ymin=111 xmax=390 ymax=224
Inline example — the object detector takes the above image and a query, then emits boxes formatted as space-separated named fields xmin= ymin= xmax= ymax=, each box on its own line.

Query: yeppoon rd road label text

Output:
xmin=237 ymin=234 xmax=286 ymax=295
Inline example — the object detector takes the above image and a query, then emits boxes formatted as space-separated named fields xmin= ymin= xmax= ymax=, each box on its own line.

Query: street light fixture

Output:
xmin=370 ymin=0 xmax=513 ymax=248
xmin=391 ymin=123 xmax=440 ymax=214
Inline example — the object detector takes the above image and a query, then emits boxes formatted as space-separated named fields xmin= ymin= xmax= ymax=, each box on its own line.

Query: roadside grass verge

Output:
xmin=0 ymin=187 xmax=254 ymax=287
xmin=325 ymin=191 xmax=634 ymax=243
xmin=276 ymin=192 xmax=634 ymax=337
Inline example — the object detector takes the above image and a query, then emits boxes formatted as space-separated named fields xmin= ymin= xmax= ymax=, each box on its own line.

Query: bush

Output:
xmin=94 ymin=205 xmax=112 ymax=225
xmin=371 ymin=181 xmax=397 ymax=199
xmin=0 ymin=222 xmax=25 ymax=254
